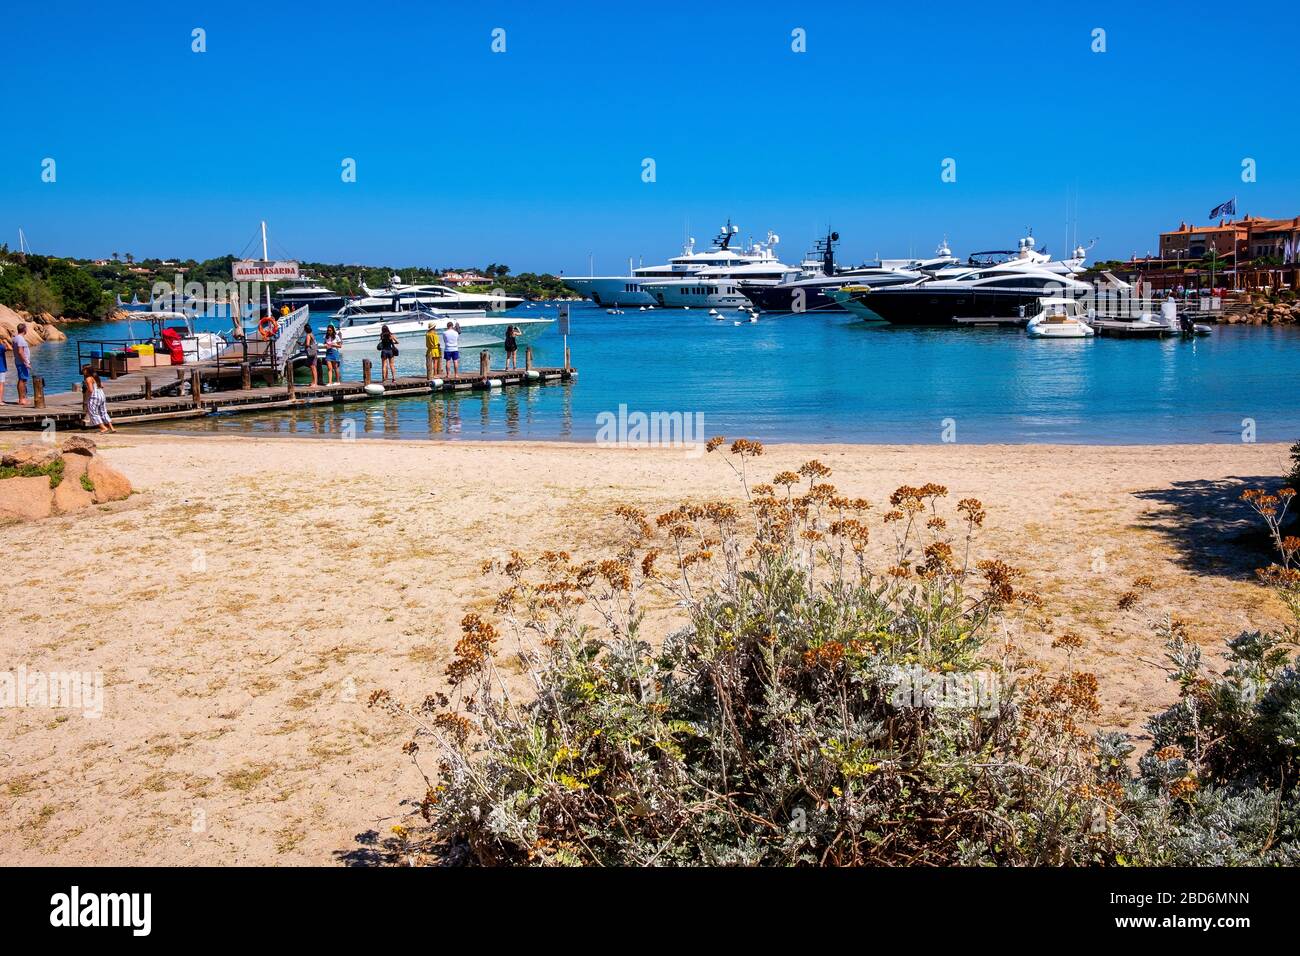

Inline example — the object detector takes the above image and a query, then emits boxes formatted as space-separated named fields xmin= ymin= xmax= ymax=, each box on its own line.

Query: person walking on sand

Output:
xmin=83 ymin=366 xmax=115 ymax=433
xmin=0 ymin=338 xmax=9 ymax=404
xmin=11 ymin=323 xmax=32 ymax=406
xmin=425 ymin=322 xmax=442 ymax=378
xmin=303 ymin=325 xmax=319 ymax=386
xmin=377 ymin=325 xmax=399 ymax=383
xmin=504 ymin=325 xmax=519 ymax=370
xmin=441 ymin=321 xmax=460 ymax=377
xmin=323 ymin=324 xmax=342 ymax=385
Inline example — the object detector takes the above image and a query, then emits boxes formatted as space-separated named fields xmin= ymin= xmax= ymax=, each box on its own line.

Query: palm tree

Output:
xmin=125 ymin=253 xmax=134 ymax=265
xmin=111 ymin=251 xmax=119 ymax=262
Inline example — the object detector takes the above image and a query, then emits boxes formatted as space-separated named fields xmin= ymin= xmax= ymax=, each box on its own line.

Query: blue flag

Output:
xmin=1209 ymin=198 xmax=1237 ymax=220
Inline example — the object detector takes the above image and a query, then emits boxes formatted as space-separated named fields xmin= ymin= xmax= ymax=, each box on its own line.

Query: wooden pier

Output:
xmin=0 ymin=354 xmax=575 ymax=431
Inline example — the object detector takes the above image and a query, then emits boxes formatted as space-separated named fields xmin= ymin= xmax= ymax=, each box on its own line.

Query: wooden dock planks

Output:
xmin=0 ymin=367 xmax=575 ymax=430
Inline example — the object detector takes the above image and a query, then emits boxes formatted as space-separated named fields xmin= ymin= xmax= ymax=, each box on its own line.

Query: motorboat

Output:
xmin=271 ymin=276 xmax=347 ymax=313
xmin=350 ymin=276 xmax=524 ymax=315
xmin=1026 ymin=298 xmax=1095 ymax=338
xmin=332 ymin=302 xmax=551 ymax=349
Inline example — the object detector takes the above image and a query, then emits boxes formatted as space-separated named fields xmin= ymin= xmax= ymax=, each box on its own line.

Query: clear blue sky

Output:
xmin=2 ymin=0 xmax=1296 ymax=273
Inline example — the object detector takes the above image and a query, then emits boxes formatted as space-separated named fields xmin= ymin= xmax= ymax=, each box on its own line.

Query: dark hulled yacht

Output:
xmin=740 ymin=234 xmax=960 ymax=313
xmin=832 ymin=263 xmax=1093 ymax=326
xmin=271 ymin=277 xmax=347 ymax=313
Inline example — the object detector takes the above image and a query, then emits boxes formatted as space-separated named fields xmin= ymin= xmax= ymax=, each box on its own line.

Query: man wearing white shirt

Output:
xmin=440 ymin=322 xmax=460 ymax=376
xmin=11 ymin=324 xmax=32 ymax=406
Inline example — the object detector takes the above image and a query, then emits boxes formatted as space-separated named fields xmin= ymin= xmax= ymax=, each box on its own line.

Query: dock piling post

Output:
xmin=362 ymin=359 xmax=372 ymax=385
xmin=33 ymin=377 xmax=45 ymax=409
xmin=190 ymin=369 xmax=202 ymax=407
xmin=241 ymin=363 xmax=251 ymax=391
xmin=286 ymin=364 xmax=296 ymax=399
xmin=564 ymin=344 xmax=571 ymax=373
xmin=525 ymin=346 xmax=532 ymax=371
xmin=143 ymin=377 xmax=153 ymax=400
xmin=479 ymin=350 xmax=490 ymax=381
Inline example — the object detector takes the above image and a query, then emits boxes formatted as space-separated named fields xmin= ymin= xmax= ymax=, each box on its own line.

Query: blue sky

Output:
xmin=2 ymin=1 xmax=1296 ymax=273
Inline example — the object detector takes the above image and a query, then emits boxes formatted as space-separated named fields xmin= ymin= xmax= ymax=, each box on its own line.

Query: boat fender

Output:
xmin=364 ymin=383 xmax=385 ymax=396
xmin=429 ymin=378 xmax=444 ymax=387
xmin=488 ymin=378 xmax=503 ymax=389
xmin=525 ymin=369 xmax=540 ymax=380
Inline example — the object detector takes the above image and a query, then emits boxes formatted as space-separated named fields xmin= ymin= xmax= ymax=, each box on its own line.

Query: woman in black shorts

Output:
xmin=504 ymin=325 xmax=519 ymax=370
xmin=377 ymin=325 xmax=399 ymax=383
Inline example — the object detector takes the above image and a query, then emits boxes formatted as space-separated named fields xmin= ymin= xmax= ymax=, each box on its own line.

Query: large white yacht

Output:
xmin=351 ymin=276 xmax=524 ymax=315
xmin=332 ymin=301 xmax=551 ymax=348
xmin=562 ymin=221 xmax=795 ymax=308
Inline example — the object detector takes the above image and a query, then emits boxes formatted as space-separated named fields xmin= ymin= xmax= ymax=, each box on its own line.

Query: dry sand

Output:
xmin=1 ymin=433 xmax=1293 ymax=865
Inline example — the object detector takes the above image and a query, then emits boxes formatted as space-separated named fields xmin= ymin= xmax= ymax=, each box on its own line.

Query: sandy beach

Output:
xmin=1 ymin=433 xmax=1293 ymax=866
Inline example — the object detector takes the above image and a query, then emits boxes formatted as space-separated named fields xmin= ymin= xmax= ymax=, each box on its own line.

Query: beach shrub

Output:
xmin=0 ymin=458 xmax=65 ymax=488
xmin=377 ymin=446 xmax=1300 ymax=866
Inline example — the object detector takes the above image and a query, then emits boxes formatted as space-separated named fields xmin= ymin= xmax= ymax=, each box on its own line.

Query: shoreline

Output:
xmin=9 ymin=425 xmax=1297 ymax=450
xmin=1 ymin=434 xmax=1293 ymax=865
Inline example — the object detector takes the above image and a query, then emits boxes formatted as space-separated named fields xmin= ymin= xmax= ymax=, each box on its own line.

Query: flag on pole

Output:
xmin=1208 ymin=198 xmax=1237 ymax=220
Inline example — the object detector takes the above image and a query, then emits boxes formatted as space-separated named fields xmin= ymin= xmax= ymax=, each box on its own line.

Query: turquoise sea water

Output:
xmin=29 ymin=303 xmax=1300 ymax=444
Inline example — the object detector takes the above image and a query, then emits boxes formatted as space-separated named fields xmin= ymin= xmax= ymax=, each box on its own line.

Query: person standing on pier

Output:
xmin=83 ymin=367 xmax=115 ymax=433
xmin=377 ymin=325 xmax=399 ymax=384
xmin=441 ymin=321 xmax=460 ymax=377
xmin=10 ymin=323 xmax=32 ymax=406
xmin=0 ymin=337 xmax=9 ymax=404
xmin=504 ymin=325 xmax=519 ymax=370
xmin=323 ymin=325 xmax=342 ymax=385
xmin=304 ymin=326 xmax=319 ymax=386
xmin=425 ymin=323 xmax=442 ymax=379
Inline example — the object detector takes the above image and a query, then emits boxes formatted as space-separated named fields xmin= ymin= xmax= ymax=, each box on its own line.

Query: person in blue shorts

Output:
xmin=11 ymin=324 xmax=32 ymax=406
xmin=323 ymin=324 xmax=342 ymax=385
xmin=441 ymin=321 xmax=461 ymax=376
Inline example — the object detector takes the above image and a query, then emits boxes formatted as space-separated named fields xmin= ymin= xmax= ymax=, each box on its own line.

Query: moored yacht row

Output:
xmin=271 ymin=274 xmax=524 ymax=315
xmin=563 ymin=221 xmax=1096 ymax=320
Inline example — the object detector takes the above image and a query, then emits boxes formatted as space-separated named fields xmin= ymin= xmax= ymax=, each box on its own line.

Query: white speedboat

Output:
xmin=350 ymin=276 xmax=523 ymax=315
xmin=1026 ymin=298 xmax=1095 ymax=338
xmin=333 ymin=303 xmax=550 ymax=349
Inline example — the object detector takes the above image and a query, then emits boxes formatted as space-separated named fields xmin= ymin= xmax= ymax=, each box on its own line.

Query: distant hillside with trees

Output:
xmin=0 ymin=246 xmax=579 ymax=321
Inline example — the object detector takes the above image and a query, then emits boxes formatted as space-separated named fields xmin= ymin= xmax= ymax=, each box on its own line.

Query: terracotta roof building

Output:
xmin=1160 ymin=215 xmax=1300 ymax=262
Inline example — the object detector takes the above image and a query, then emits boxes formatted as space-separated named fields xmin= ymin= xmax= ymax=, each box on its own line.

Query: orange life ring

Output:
xmin=258 ymin=316 xmax=279 ymax=339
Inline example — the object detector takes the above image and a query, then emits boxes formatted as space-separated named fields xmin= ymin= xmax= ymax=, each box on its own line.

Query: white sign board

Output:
xmin=232 ymin=260 xmax=300 ymax=281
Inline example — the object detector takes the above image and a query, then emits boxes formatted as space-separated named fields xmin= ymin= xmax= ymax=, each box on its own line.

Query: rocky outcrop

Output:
xmin=0 ymin=475 xmax=56 ymax=520
xmin=1222 ymin=300 xmax=1300 ymax=325
xmin=0 ymin=303 xmax=68 ymax=345
xmin=1 ymin=443 xmax=60 ymax=468
xmin=0 ymin=436 xmax=132 ymax=522
xmin=61 ymin=435 xmax=98 ymax=457
xmin=87 ymin=458 xmax=133 ymax=504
